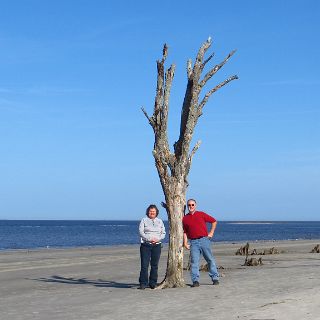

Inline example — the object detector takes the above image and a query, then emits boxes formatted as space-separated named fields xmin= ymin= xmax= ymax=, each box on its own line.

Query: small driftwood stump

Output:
xmin=262 ymin=247 xmax=280 ymax=255
xmin=235 ymin=242 xmax=250 ymax=255
xmin=244 ymin=257 xmax=263 ymax=266
xmin=236 ymin=243 xmax=280 ymax=256
xmin=184 ymin=254 xmax=224 ymax=271
xmin=311 ymin=244 xmax=320 ymax=253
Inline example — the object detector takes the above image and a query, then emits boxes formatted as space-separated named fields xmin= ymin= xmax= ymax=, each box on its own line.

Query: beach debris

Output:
xmin=262 ymin=247 xmax=280 ymax=255
xmin=235 ymin=243 xmax=280 ymax=256
xmin=236 ymin=242 xmax=264 ymax=266
xmin=235 ymin=242 xmax=250 ymax=255
xmin=243 ymin=257 xmax=263 ymax=266
xmin=199 ymin=263 xmax=225 ymax=272
xmin=184 ymin=254 xmax=224 ymax=271
xmin=200 ymin=263 xmax=209 ymax=271
xmin=310 ymin=244 xmax=320 ymax=253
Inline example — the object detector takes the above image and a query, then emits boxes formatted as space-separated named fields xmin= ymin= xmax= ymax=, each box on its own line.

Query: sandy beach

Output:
xmin=0 ymin=239 xmax=319 ymax=320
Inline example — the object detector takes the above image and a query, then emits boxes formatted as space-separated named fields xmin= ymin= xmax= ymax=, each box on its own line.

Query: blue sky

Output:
xmin=0 ymin=0 xmax=319 ymax=220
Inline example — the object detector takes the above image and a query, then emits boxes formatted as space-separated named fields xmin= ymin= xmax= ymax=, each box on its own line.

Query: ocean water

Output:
xmin=0 ymin=220 xmax=319 ymax=250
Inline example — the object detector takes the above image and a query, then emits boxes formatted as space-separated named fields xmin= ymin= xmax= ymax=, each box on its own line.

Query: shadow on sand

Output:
xmin=32 ymin=275 xmax=136 ymax=288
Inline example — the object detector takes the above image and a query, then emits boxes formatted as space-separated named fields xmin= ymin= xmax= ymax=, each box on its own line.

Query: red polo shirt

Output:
xmin=182 ymin=211 xmax=216 ymax=239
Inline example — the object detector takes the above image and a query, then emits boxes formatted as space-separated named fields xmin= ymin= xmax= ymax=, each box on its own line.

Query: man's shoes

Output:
xmin=191 ymin=281 xmax=200 ymax=287
xmin=149 ymin=284 xmax=156 ymax=289
xmin=212 ymin=280 xmax=219 ymax=285
xmin=138 ymin=284 xmax=146 ymax=290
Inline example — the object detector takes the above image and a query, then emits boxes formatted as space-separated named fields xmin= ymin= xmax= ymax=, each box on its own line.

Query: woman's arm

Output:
xmin=139 ymin=219 xmax=151 ymax=242
xmin=159 ymin=220 xmax=166 ymax=241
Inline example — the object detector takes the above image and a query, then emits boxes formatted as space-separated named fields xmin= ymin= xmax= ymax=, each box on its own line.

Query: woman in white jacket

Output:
xmin=138 ymin=204 xmax=166 ymax=289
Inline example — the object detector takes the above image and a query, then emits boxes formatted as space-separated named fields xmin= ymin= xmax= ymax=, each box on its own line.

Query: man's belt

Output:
xmin=190 ymin=236 xmax=205 ymax=240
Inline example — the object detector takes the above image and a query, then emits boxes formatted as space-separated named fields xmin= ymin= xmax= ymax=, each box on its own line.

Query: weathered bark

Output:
xmin=142 ymin=38 xmax=238 ymax=288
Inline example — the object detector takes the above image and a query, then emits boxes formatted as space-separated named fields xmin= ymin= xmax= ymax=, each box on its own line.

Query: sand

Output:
xmin=0 ymin=239 xmax=319 ymax=320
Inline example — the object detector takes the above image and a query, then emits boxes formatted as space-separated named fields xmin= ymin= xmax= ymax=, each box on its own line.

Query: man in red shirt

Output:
xmin=183 ymin=199 xmax=219 ymax=287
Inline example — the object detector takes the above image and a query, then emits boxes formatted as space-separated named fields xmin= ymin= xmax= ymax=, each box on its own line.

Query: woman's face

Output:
xmin=148 ymin=208 xmax=157 ymax=219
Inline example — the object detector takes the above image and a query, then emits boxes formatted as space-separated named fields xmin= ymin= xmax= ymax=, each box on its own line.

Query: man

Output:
xmin=183 ymin=199 xmax=219 ymax=287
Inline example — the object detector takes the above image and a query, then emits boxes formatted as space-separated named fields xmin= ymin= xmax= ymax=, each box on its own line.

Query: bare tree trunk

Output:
xmin=160 ymin=188 xmax=185 ymax=287
xmin=142 ymin=39 xmax=238 ymax=288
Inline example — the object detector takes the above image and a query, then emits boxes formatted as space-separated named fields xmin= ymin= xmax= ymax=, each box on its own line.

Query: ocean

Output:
xmin=0 ymin=220 xmax=319 ymax=250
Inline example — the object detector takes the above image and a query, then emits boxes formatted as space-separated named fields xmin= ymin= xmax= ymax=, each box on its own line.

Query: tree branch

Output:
xmin=193 ymin=37 xmax=212 ymax=77
xmin=174 ymin=38 xmax=212 ymax=159
xmin=198 ymin=75 xmax=239 ymax=113
xmin=142 ymin=44 xmax=176 ymax=185
xmin=141 ymin=107 xmax=155 ymax=128
xmin=162 ymin=43 xmax=168 ymax=63
xmin=162 ymin=64 xmax=176 ymax=132
xmin=201 ymin=52 xmax=215 ymax=70
xmin=200 ymin=50 xmax=236 ymax=88
xmin=189 ymin=140 xmax=201 ymax=163
xmin=154 ymin=60 xmax=164 ymax=127
xmin=187 ymin=59 xmax=192 ymax=79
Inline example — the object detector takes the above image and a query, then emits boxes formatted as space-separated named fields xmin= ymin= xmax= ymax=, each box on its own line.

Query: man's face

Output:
xmin=187 ymin=201 xmax=196 ymax=213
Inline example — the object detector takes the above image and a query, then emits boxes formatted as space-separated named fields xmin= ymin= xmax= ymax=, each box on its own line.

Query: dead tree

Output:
xmin=142 ymin=38 xmax=238 ymax=288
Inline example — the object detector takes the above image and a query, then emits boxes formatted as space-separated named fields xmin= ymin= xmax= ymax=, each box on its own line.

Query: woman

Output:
xmin=138 ymin=204 xmax=166 ymax=289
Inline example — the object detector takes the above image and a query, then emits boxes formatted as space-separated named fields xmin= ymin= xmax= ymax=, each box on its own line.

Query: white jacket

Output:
xmin=139 ymin=217 xmax=166 ymax=243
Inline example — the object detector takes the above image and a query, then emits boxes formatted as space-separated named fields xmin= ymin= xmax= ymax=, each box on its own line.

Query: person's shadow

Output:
xmin=32 ymin=275 xmax=136 ymax=288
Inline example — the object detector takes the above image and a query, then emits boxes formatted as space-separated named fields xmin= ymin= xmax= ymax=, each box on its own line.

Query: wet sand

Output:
xmin=0 ymin=239 xmax=319 ymax=320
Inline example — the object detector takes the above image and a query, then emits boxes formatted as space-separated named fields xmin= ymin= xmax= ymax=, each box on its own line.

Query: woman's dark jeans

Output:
xmin=139 ymin=243 xmax=161 ymax=287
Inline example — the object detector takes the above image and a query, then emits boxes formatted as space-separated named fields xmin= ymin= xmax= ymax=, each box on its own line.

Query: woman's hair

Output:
xmin=146 ymin=204 xmax=159 ymax=217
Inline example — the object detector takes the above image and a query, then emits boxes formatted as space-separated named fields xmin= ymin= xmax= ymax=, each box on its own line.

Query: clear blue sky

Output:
xmin=0 ymin=0 xmax=319 ymax=221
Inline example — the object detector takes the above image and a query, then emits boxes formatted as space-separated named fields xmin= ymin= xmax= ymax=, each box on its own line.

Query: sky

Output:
xmin=0 ymin=0 xmax=319 ymax=221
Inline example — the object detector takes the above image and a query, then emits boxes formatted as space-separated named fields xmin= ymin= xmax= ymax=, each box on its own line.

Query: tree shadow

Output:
xmin=32 ymin=275 xmax=136 ymax=288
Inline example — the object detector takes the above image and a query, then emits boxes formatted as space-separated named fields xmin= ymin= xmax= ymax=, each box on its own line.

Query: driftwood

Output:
xmin=199 ymin=264 xmax=225 ymax=272
xmin=235 ymin=242 xmax=250 ymax=256
xmin=184 ymin=254 xmax=224 ymax=271
xmin=262 ymin=247 xmax=280 ymax=255
xmin=234 ymin=242 xmax=264 ymax=266
xmin=310 ymin=244 xmax=320 ymax=253
xmin=236 ymin=243 xmax=280 ymax=256
xmin=243 ymin=257 xmax=263 ymax=266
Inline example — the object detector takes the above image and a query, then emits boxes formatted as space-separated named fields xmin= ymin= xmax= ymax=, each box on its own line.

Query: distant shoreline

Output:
xmin=1 ymin=220 xmax=320 ymax=251
xmin=1 ymin=238 xmax=320 ymax=253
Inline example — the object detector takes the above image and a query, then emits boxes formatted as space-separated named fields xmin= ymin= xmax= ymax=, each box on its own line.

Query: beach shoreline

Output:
xmin=1 ymin=239 xmax=319 ymax=319
xmin=1 ymin=237 xmax=318 ymax=253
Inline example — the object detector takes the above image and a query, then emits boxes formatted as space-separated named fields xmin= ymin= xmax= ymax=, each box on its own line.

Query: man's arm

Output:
xmin=208 ymin=221 xmax=217 ymax=238
xmin=183 ymin=233 xmax=190 ymax=250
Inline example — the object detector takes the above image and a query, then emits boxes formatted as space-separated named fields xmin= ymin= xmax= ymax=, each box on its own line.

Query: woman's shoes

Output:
xmin=138 ymin=284 xmax=157 ymax=289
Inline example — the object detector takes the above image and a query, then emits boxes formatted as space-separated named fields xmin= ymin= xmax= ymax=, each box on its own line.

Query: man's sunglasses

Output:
xmin=188 ymin=204 xmax=195 ymax=207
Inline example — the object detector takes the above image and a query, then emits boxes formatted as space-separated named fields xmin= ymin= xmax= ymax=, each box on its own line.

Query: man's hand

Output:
xmin=184 ymin=243 xmax=190 ymax=250
xmin=208 ymin=221 xmax=217 ymax=239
